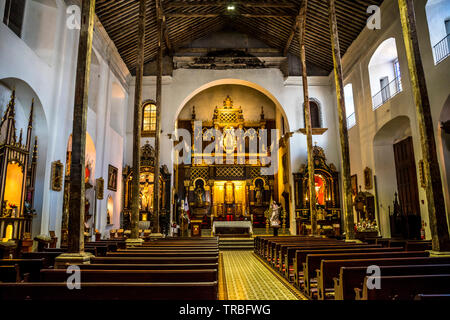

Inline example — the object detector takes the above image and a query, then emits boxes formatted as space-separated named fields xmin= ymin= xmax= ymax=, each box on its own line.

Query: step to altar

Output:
xmin=219 ymin=238 xmax=255 ymax=250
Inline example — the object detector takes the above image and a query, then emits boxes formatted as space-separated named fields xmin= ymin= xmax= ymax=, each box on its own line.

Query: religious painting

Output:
xmin=314 ymin=174 xmax=325 ymax=205
xmin=364 ymin=167 xmax=372 ymax=190
xmin=96 ymin=178 xmax=104 ymax=200
xmin=351 ymin=174 xmax=358 ymax=196
xmin=51 ymin=161 xmax=64 ymax=191
xmin=107 ymin=165 xmax=118 ymax=191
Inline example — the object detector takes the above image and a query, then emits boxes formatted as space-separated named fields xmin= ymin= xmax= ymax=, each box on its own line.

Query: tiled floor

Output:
xmin=221 ymin=250 xmax=306 ymax=300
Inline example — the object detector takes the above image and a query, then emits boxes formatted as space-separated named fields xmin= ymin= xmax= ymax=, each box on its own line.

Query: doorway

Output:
xmin=392 ymin=137 xmax=421 ymax=239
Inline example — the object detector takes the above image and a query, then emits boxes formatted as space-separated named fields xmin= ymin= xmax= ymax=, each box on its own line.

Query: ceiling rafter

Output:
xmin=94 ymin=0 xmax=384 ymax=72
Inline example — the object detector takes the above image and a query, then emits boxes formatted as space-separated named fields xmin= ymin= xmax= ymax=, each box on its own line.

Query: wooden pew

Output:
xmin=40 ymin=269 xmax=218 ymax=282
xmin=292 ymin=246 xmax=402 ymax=287
xmin=271 ymin=240 xmax=344 ymax=267
xmin=303 ymin=251 xmax=429 ymax=298
xmin=75 ymin=263 xmax=219 ymax=271
xmin=92 ymin=256 xmax=219 ymax=265
xmin=334 ymin=262 xmax=450 ymax=300
xmin=0 ymin=282 xmax=218 ymax=300
xmin=281 ymin=244 xmax=381 ymax=277
xmin=414 ymin=294 xmax=450 ymax=300
xmin=405 ymin=241 xmax=432 ymax=251
xmin=0 ymin=259 xmax=45 ymax=282
xmin=0 ymin=265 xmax=20 ymax=282
xmin=22 ymin=252 xmax=65 ymax=268
xmin=106 ymin=251 xmax=218 ymax=258
xmin=355 ymin=274 xmax=450 ymax=300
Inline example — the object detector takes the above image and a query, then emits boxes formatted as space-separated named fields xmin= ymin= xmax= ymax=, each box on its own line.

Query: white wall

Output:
xmin=337 ymin=0 xmax=450 ymax=238
xmin=0 ymin=0 xmax=130 ymax=241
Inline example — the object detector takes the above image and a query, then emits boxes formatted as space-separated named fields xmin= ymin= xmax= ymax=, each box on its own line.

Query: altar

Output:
xmin=212 ymin=221 xmax=253 ymax=236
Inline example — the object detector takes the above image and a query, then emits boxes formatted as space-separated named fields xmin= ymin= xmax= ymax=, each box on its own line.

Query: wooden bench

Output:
xmin=282 ymin=244 xmax=381 ymax=277
xmin=334 ymin=262 xmax=450 ymax=300
xmin=21 ymin=252 xmax=66 ymax=268
xmin=75 ymin=263 xmax=219 ymax=271
xmin=270 ymin=240 xmax=344 ymax=266
xmin=303 ymin=251 xmax=429 ymax=298
xmin=414 ymin=294 xmax=450 ymax=300
xmin=92 ymin=256 xmax=219 ymax=265
xmin=0 ymin=265 xmax=20 ymax=282
xmin=0 ymin=282 xmax=218 ymax=300
xmin=355 ymin=274 xmax=450 ymax=300
xmin=292 ymin=247 xmax=403 ymax=287
xmin=0 ymin=259 xmax=45 ymax=282
xmin=40 ymin=268 xmax=218 ymax=282
xmin=106 ymin=251 xmax=218 ymax=258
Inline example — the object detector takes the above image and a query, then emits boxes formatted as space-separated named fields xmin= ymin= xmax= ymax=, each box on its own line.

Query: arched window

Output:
xmin=425 ymin=0 xmax=450 ymax=64
xmin=142 ymin=102 xmax=156 ymax=136
xmin=368 ymin=38 xmax=402 ymax=109
xmin=303 ymin=100 xmax=321 ymax=128
xmin=344 ymin=84 xmax=356 ymax=129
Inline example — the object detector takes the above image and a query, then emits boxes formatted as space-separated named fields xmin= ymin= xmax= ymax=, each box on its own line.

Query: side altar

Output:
xmin=293 ymin=145 xmax=341 ymax=236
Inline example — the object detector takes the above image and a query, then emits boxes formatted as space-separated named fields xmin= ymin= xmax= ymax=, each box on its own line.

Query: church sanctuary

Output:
xmin=1 ymin=0 xmax=450 ymax=304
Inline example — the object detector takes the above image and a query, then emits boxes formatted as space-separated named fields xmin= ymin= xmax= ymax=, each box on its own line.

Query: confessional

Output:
xmin=293 ymin=145 xmax=341 ymax=236
xmin=122 ymin=142 xmax=171 ymax=233
xmin=0 ymin=91 xmax=38 ymax=242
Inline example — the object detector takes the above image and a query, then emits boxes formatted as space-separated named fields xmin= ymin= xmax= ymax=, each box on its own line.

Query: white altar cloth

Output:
xmin=212 ymin=221 xmax=253 ymax=235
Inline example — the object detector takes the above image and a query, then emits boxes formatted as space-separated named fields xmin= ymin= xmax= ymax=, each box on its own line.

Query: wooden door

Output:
xmin=393 ymin=137 xmax=421 ymax=238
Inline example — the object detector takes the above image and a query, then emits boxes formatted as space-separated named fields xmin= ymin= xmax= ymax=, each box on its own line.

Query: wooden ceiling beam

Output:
xmin=165 ymin=13 xmax=294 ymax=18
xmin=283 ymin=4 xmax=302 ymax=56
xmin=166 ymin=1 xmax=297 ymax=8
xmin=157 ymin=0 xmax=173 ymax=55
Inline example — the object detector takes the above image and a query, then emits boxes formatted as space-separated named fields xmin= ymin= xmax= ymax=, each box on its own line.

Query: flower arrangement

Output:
xmin=355 ymin=219 xmax=378 ymax=232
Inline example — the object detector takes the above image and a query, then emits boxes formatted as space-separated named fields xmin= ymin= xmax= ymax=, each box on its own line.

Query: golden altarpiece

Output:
xmin=0 ymin=91 xmax=38 ymax=241
xmin=175 ymin=96 xmax=275 ymax=228
xmin=122 ymin=142 xmax=171 ymax=232
xmin=293 ymin=145 xmax=341 ymax=236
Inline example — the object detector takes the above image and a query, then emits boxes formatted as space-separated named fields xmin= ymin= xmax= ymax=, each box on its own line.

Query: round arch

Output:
xmin=0 ymin=77 xmax=49 ymax=237
xmin=173 ymin=79 xmax=290 ymax=132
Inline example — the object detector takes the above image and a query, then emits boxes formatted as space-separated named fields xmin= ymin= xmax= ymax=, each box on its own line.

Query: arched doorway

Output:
xmin=173 ymin=82 xmax=291 ymax=233
xmin=373 ymin=116 xmax=421 ymax=239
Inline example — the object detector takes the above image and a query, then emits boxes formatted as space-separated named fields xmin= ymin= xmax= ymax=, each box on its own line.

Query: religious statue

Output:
xmin=255 ymin=180 xmax=264 ymax=206
xmin=270 ymin=201 xmax=281 ymax=236
xmin=85 ymin=160 xmax=92 ymax=184
xmin=140 ymin=180 xmax=151 ymax=211
xmin=106 ymin=209 xmax=111 ymax=225
xmin=224 ymin=181 xmax=235 ymax=204
xmin=194 ymin=180 xmax=206 ymax=207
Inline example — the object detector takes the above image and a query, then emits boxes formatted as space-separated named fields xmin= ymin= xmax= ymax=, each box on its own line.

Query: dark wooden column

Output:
xmin=130 ymin=0 xmax=146 ymax=240
xmin=153 ymin=0 xmax=163 ymax=233
xmin=67 ymin=0 xmax=96 ymax=253
xmin=297 ymin=0 xmax=317 ymax=235
xmin=327 ymin=0 xmax=355 ymax=240
xmin=398 ymin=0 xmax=450 ymax=252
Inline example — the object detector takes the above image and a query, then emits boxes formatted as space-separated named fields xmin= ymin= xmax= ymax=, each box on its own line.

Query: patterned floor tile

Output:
xmin=221 ymin=250 xmax=304 ymax=300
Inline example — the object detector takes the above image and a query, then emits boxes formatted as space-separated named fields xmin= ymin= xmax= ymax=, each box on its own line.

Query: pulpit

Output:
xmin=190 ymin=219 xmax=203 ymax=237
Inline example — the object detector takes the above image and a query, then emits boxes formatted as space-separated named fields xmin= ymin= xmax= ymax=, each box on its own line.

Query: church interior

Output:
xmin=0 ymin=0 xmax=450 ymax=303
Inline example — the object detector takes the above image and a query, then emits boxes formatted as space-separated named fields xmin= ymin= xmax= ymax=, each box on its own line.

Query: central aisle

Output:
xmin=221 ymin=251 xmax=306 ymax=300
